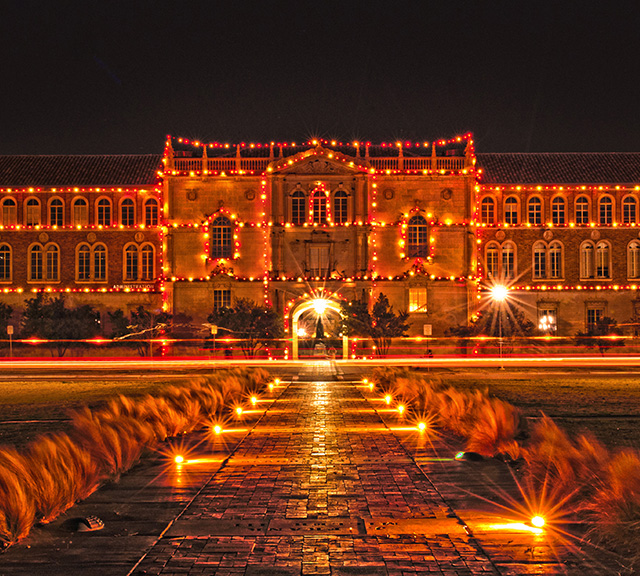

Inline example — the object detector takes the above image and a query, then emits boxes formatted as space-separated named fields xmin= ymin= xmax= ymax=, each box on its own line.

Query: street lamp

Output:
xmin=490 ymin=285 xmax=508 ymax=369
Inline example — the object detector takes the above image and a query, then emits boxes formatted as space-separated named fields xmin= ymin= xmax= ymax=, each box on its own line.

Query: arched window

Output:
xmin=333 ymin=190 xmax=348 ymax=224
xmin=311 ymin=190 xmax=327 ymax=224
xmin=0 ymin=244 xmax=11 ymax=281
xmin=480 ymin=197 xmax=495 ymax=224
xmin=504 ymin=196 xmax=518 ymax=225
xmin=502 ymin=242 xmax=515 ymax=279
xmin=596 ymin=241 xmax=611 ymax=278
xmin=528 ymin=197 xmax=542 ymax=225
xmin=211 ymin=216 xmax=232 ymax=258
xmin=49 ymin=198 xmax=63 ymax=226
xmin=1 ymin=198 xmax=17 ymax=226
xmin=45 ymin=244 xmax=59 ymax=281
xmin=580 ymin=242 xmax=594 ymax=278
xmin=96 ymin=198 xmax=112 ymax=226
xmin=485 ymin=242 xmax=499 ymax=277
xmin=599 ymin=196 xmax=613 ymax=225
xmin=549 ymin=241 xmax=563 ymax=278
xmin=94 ymin=244 xmax=106 ymax=281
xmin=124 ymin=244 xmax=138 ymax=281
xmin=77 ymin=243 xmax=107 ymax=282
xmin=533 ymin=241 xmax=546 ymax=279
xmin=25 ymin=198 xmax=41 ymax=226
xmin=291 ymin=191 xmax=305 ymax=225
xmin=552 ymin=197 xmax=565 ymax=225
xmin=407 ymin=215 xmax=428 ymax=257
xmin=623 ymin=196 xmax=637 ymax=224
xmin=628 ymin=241 xmax=640 ymax=278
xmin=73 ymin=197 xmax=88 ymax=226
xmin=77 ymin=244 xmax=91 ymax=280
xmin=121 ymin=198 xmax=135 ymax=226
xmin=576 ymin=196 xmax=590 ymax=224
xmin=144 ymin=198 xmax=159 ymax=226
xmin=30 ymin=244 xmax=58 ymax=281
xmin=29 ymin=244 xmax=43 ymax=281
xmin=141 ymin=244 xmax=154 ymax=280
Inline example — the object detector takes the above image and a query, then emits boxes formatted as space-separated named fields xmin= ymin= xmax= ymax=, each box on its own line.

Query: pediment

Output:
xmin=268 ymin=146 xmax=369 ymax=175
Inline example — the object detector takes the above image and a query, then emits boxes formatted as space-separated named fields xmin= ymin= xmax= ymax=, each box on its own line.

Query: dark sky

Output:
xmin=1 ymin=1 xmax=639 ymax=155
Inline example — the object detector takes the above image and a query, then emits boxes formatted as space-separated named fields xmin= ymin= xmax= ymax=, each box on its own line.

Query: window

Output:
xmin=77 ymin=243 xmax=107 ymax=282
xmin=409 ymin=287 xmax=427 ymax=312
xmin=623 ymin=196 xmax=637 ymax=224
xmin=628 ymin=241 xmax=640 ymax=278
xmin=528 ymin=197 xmax=542 ymax=225
xmin=0 ymin=244 xmax=11 ymax=281
xmin=596 ymin=241 xmax=611 ymax=278
xmin=213 ymin=289 xmax=231 ymax=310
xmin=502 ymin=242 xmax=515 ymax=279
xmin=576 ymin=196 xmax=589 ymax=224
xmin=30 ymin=245 xmax=43 ymax=281
xmin=552 ymin=197 xmax=565 ymax=225
xmin=124 ymin=245 xmax=138 ymax=281
xmin=309 ymin=245 xmax=330 ymax=276
xmin=45 ymin=245 xmax=59 ymax=281
xmin=587 ymin=306 xmax=604 ymax=330
xmin=333 ymin=191 xmax=348 ymax=224
xmin=538 ymin=307 xmax=557 ymax=334
xmin=407 ymin=215 xmax=428 ymax=257
xmin=140 ymin=244 xmax=154 ymax=280
xmin=49 ymin=198 xmax=63 ymax=226
xmin=485 ymin=243 xmax=499 ymax=277
xmin=30 ymin=244 xmax=58 ymax=281
xmin=533 ymin=242 xmax=546 ymax=279
xmin=121 ymin=198 xmax=135 ymax=226
xmin=291 ymin=191 xmax=305 ymax=224
xmin=1 ymin=198 xmax=17 ymax=226
xmin=549 ymin=241 xmax=563 ymax=278
xmin=144 ymin=198 xmax=159 ymax=226
xmin=504 ymin=196 xmax=518 ymax=225
xmin=96 ymin=198 xmax=112 ymax=226
xmin=311 ymin=190 xmax=327 ymax=224
xmin=210 ymin=216 xmax=232 ymax=258
xmin=480 ymin=197 xmax=495 ymax=224
xmin=25 ymin=198 xmax=41 ymax=226
xmin=581 ymin=242 xmax=595 ymax=278
xmin=73 ymin=197 xmax=88 ymax=226
xmin=599 ymin=196 xmax=613 ymax=225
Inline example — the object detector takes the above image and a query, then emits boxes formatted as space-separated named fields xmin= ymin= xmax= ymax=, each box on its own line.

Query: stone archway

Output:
xmin=290 ymin=297 xmax=347 ymax=360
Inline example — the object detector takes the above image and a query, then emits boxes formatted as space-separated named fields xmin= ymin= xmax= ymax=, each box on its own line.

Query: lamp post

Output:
xmin=211 ymin=325 xmax=218 ymax=367
xmin=490 ymin=285 xmax=508 ymax=370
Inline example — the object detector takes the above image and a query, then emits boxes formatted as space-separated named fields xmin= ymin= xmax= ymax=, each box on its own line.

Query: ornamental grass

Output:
xmin=0 ymin=368 xmax=269 ymax=549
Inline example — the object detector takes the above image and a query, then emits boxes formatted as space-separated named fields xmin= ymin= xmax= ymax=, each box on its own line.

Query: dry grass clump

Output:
xmin=0 ymin=368 xmax=270 ymax=549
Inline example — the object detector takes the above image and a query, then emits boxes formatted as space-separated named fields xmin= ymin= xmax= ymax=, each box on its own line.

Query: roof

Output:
xmin=0 ymin=155 xmax=163 ymax=187
xmin=477 ymin=153 xmax=640 ymax=185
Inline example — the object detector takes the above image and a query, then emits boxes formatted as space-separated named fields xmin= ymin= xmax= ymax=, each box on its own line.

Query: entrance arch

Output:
xmin=290 ymin=297 xmax=347 ymax=360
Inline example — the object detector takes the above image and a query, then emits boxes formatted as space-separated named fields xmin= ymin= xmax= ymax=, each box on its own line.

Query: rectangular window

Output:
xmin=624 ymin=201 xmax=637 ymax=224
xmin=533 ymin=248 xmax=546 ymax=279
xmin=409 ymin=288 xmax=427 ymax=312
xmin=502 ymin=248 xmax=514 ymax=279
xmin=125 ymin=250 xmax=138 ymax=281
xmin=538 ymin=307 xmax=557 ymax=334
xmin=46 ymin=248 xmax=58 ymax=281
xmin=31 ymin=250 xmax=43 ymax=281
xmin=94 ymin=249 xmax=106 ymax=281
xmin=213 ymin=289 xmax=231 ymax=310
xmin=587 ymin=306 xmax=604 ymax=330
xmin=309 ymin=245 xmax=330 ymax=276
xmin=74 ymin=203 xmax=88 ymax=226
xmin=78 ymin=250 xmax=91 ymax=280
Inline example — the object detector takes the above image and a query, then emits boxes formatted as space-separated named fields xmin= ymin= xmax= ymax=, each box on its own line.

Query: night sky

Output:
xmin=2 ymin=1 xmax=639 ymax=155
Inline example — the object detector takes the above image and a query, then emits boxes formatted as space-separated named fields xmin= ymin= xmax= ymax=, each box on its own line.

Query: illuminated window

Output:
xmin=25 ymin=198 xmax=41 ymax=226
xmin=333 ymin=190 xmax=348 ymax=224
xmin=480 ymin=197 xmax=495 ymax=224
xmin=124 ymin=244 xmax=138 ymax=281
xmin=144 ymin=198 xmax=159 ymax=226
xmin=73 ymin=197 xmax=88 ymax=226
xmin=576 ymin=196 xmax=590 ymax=224
xmin=533 ymin=241 xmax=546 ymax=279
xmin=581 ymin=242 xmax=595 ymax=278
xmin=291 ymin=190 xmax=305 ymax=224
xmin=528 ymin=197 xmax=542 ymax=225
xmin=309 ymin=245 xmax=330 ymax=276
xmin=1 ymin=198 xmax=17 ymax=226
xmin=140 ymin=244 xmax=154 ymax=280
xmin=49 ymin=198 xmax=63 ymax=226
xmin=407 ymin=215 xmax=428 ymax=257
xmin=628 ymin=241 xmax=640 ymax=278
xmin=0 ymin=244 xmax=11 ymax=281
xmin=77 ymin=243 xmax=107 ymax=282
xmin=538 ymin=306 xmax=557 ymax=334
xmin=623 ymin=196 xmax=637 ymax=224
xmin=311 ymin=190 xmax=327 ymax=224
xmin=502 ymin=242 xmax=515 ymax=279
xmin=552 ymin=197 xmax=565 ymax=225
xmin=485 ymin=243 xmax=499 ymax=277
xmin=211 ymin=216 xmax=232 ymax=258
xmin=599 ymin=196 xmax=613 ymax=225
xmin=504 ymin=196 xmax=518 ymax=225
xmin=549 ymin=241 xmax=563 ymax=278
xmin=121 ymin=198 xmax=135 ymax=226
xmin=409 ymin=287 xmax=427 ymax=312
xmin=96 ymin=198 xmax=112 ymax=226
xmin=596 ymin=241 xmax=611 ymax=278
xmin=213 ymin=288 xmax=231 ymax=310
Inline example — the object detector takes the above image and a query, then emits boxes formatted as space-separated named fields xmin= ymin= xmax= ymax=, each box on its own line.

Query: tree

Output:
xmin=340 ymin=293 xmax=409 ymax=357
xmin=0 ymin=302 xmax=13 ymax=336
xmin=208 ymin=298 xmax=283 ymax=358
xmin=109 ymin=306 xmax=178 ymax=356
xmin=575 ymin=316 xmax=625 ymax=355
xmin=447 ymin=303 xmax=535 ymax=339
xmin=21 ymin=294 xmax=100 ymax=357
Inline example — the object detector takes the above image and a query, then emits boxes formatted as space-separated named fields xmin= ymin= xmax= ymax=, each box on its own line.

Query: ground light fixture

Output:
xmin=251 ymin=396 xmax=257 ymax=406
xmin=235 ymin=406 xmax=243 ymax=416
xmin=530 ymin=515 xmax=545 ymax=528
xmin=368 ymin=382 xmax=375 ymax=391
xmin=384 ymin=394 xmax=392 ymax=405
xmin=268 ymin=383 xmax=274 ymax=391
xmin=213 ymin=424 xmax=222 ymax=435
xmin=417 ymin=421 xmax=427 ymax=432
xmin=397 ymin=404 xmax=405 ymax=415
xmin=174 ymin=455 xmax=185 ymax=464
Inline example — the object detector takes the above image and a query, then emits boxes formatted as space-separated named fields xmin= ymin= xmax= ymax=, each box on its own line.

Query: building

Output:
xmin=2 ymin=136 xmax=640 ymax=356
